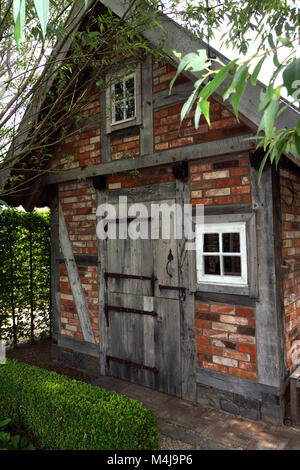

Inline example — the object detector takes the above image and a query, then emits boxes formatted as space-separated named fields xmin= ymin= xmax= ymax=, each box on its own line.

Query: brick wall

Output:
xmin=152 ymin=58 xmax=250 ymax=152
xmin=152 ymin=61 xmax=189 ymax=94
xmin=107 ymin=164 xmax=175 ymax=189
xmin=280 ymin=164 xmax=300 ymax=374
xmin=153 ymin=100 xmax=249 ymax=152
xmin=52 ymin=127 xmax=101 ymax=170
xmin=58 ymin=179 xmax=98 ymax=343
xmin=59 ymin=180 xmax=97 ymax=255
xmin=60 ymin=264 xmax=99 ymax=343
xmin=111 ymin=134 xmax=140 ymax=160
xmin=195 ymin=301 xmax=257 ymax=381
xmin=190 ymin=154 xmax=251 ymax=206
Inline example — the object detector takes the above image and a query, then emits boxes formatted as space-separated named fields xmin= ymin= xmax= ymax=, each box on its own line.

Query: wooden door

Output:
xmin=99 ymin=190 xmax=183 ymax=397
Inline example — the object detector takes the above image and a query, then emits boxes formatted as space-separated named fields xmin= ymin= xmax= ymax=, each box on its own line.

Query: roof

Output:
xmin=2 ymin=0 xmax=299 ymax=208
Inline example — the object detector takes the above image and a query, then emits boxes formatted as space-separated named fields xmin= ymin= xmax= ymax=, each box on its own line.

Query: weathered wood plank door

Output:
xmin=98 ymin=184 xmax=185 ymax=397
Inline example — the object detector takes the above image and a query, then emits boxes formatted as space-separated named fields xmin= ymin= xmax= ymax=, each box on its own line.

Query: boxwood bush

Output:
xmin=0 ymin=359 xmax=159 ymax=450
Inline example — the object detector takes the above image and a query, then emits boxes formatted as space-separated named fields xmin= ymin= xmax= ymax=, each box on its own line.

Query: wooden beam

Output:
xmin=47 ymin=134 xmax=255 ymax=184
xmin=176 ymin=180 xmax=197 ymax=401
xmin=58 ymin=333 xmax=100 ymax=357
xmin=153 ymin=82 xmax=194 ymax=109
xmin=196 ymin=367 xmax=282 ymax=401
xmin=97 ymin=190 xmax=109 ymax=375
xmin=100 ymin=90 xmax=111 ymax=163
xmin=250 ymin=163 xmax=285 ymax=389
xmin=195 ymin=291 xmax=257 ymax=307
xmin=58 ymin=202 xmax=96 ymax=344
xmin=50 ymin=187 xmax=60 ymax=342
xmin=140 ymin=53 xmax=154 ymax=156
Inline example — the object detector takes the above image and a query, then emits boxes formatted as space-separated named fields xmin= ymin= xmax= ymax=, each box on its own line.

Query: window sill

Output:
xmin=106 ymin=117 xmax=141 ymax=134
xmin=193 ymin=282 xmax=250 ymax=297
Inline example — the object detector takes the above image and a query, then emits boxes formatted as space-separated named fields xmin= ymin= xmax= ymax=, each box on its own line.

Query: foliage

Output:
xmin=0 ymin=418 xmax=35 ymax=450
xmin=0 ymin=208 xmax=50 ymax=345
xmin=3 ymin=0 xmax=299 ymax=194
xmin=0 ymin=0 xmax=165 ymax=200
xmin=0 ymin=359 xmax=159 ymax=450
xmin=163 ymin=0 xmax=300 ymax=174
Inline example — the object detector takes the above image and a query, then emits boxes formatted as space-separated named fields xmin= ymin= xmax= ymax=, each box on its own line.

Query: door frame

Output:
xmin=97 ymin=180 xmax=197 ymax=401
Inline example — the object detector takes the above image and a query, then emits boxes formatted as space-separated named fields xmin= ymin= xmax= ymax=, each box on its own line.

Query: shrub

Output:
xmin=0 ymin=359 xmax=159 ymax=450
xmin=0 ymin=209 xmax=50 ymax=345
xmin=0 ymin=418 xmax=36 ymax=450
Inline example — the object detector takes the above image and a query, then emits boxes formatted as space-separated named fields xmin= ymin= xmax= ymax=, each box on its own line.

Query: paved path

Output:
xmin=7 ymin=339 xmax=300 ymax=450
xmin=90 ymin=375 xmax=300 ymax=450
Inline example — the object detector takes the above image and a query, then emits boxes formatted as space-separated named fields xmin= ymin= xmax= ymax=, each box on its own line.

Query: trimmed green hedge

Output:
xmin=0 ymin=359 xmax=159 ymax=450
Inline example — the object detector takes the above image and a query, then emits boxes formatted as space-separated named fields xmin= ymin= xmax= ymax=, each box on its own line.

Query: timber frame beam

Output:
xmin=47 ymin=134 xmax=255 ymax=185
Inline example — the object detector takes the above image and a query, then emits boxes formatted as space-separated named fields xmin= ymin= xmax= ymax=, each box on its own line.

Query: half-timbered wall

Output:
xmin=280 ymin=162 xmax=300 ymax=375
xmin=49 ymin=51 xmax=287 ymax=423
xmin=58 ymin=180 xmax=99 ymax=343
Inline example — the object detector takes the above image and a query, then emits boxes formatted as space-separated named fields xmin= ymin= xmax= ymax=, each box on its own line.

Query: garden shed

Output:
xmin=3 ymin=0 xmax=300 ymax=424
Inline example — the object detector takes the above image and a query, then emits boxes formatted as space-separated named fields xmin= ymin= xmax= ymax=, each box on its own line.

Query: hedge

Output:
xmin=0 ymin=209 xmax=50 ymax=345
xmin=0 ymin=359 xmax=159 ymax=450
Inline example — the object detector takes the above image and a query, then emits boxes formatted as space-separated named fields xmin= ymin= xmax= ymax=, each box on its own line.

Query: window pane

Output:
xmin=223 ymin=256 xmax=241 ymax=276
xmin=125 ymin=77 xmax=134 ymax=97
xmin=126 ymin=99 xmax=135 ymax=119
xmin=115 ymin=103 xmax=124 ymax=122
xmin=222 ymin=233 xmax=240 ymax=253
xmin=204 ymin=256 xmax=220 ymax=275
xmin=114 ymin=82 xmax=124 ymax=100
xmin=203 ymin=233 xmax=219 ymax=252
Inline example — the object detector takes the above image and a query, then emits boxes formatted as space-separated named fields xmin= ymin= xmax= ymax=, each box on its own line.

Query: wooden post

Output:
xmin=250 ymin=161 xmax=286 ymax=390
xmin=50 ymin=187 xmax=60 ymax=342
xmin=176 ymin=179 xmax=197 ymax=401
xmin=97 ymin=190 xmax=109 ymax=375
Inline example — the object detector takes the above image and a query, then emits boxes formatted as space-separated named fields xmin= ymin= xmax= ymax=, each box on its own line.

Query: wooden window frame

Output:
xmin=106 ymin=65 xmax=142 ymax=134
xmin=192 ymin=212 xmax=257 ymax=298
xmin=196 ymin=221 xmax=248 ymax=286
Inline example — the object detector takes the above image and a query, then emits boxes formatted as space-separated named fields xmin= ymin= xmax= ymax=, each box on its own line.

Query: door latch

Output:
xmin=166 ymin=249 xmax=174 ymax=278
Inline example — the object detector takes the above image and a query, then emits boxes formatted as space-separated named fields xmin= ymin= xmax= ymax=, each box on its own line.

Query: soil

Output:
xmin=6 ymin=337 xmax=96 ymax=385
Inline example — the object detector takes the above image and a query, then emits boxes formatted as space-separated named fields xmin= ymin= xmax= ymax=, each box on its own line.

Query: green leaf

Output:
xmin=33 ymin=0 xmax=49 ymax=39
xmin=13 ymin=0 xmax=26 ymax=49
xmin=199 ymin=59 xmax=238 ymax=102
xmin=263 ymin=98 xmax=279 ymax=144
xmin=0 ymin=419 xmax=11 ymax=429
xmin=283 ymin=58 xmax=300 ymax=99
xmin=198 ymin=98 xmax=210 ymax=126
xmin=222 ymin=64 xmax=246 ymax=101
xmin=194 ymin=103 xmax=202 ymax=129
xmin=180 ymin=91 xmax=197 ymax=121
xmin=153 ymin=17 xmax=163 ymax=29
xmin=170 ymin=50 xmax=207 ymax=94
xmin=258 ymin=152 xmax=269 ymax=183
xmin=10 ymin=434 xmax=20 ymax=450
xmin=250 ymin=56 xmax=266 ymax=86
xmin=295 ymin=134 xmax=300 ymax=156
xmin=296 ymin=120 xmax=300 ymax=136
xmin=258 ymin=90 xmax=271 ymax=114
xmin=232 ymin=77 xmax=248 ymax=122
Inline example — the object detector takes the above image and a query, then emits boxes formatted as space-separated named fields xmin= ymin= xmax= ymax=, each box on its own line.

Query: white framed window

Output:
xmin=196 ymin=221 xmax=248 ymax=286
xmin=105 ymin=65 xmax=142 ymax=133
xmin=111 ymin=73 xmax=136 ymax=125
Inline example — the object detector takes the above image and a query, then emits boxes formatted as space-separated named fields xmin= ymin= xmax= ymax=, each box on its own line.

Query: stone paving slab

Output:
xmin=93 ymin=375 xmax=300 ymax=450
